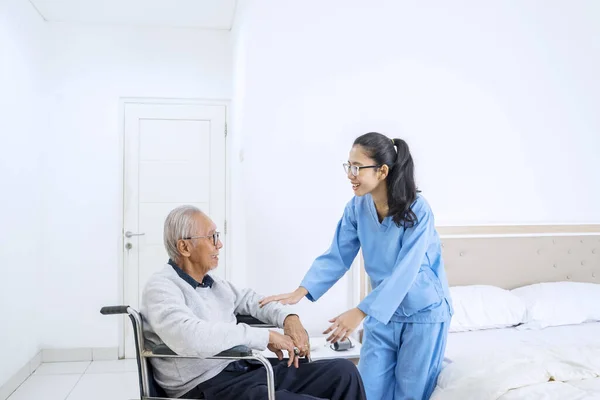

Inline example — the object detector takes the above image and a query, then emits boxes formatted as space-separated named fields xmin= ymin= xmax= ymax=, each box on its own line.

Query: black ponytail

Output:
xmin=353 ymin=132 xmax=419 ymax=228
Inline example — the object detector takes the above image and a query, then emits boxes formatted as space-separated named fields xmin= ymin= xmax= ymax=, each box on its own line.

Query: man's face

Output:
xmin=185 ymin=213 xmax=223 ymax=271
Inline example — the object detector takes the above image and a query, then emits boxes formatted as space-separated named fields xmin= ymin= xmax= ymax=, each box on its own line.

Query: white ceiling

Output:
xmin=29 ymin=0 xmax=237 ymax=29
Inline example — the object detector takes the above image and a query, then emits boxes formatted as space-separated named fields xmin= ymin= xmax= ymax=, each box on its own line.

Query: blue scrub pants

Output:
xmin=358 ymin=317 xmax=448 ymax=400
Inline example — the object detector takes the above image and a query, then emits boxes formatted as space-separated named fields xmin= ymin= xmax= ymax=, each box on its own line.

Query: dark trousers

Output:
xmin=182 ymin=358 xmax=366 ymax=400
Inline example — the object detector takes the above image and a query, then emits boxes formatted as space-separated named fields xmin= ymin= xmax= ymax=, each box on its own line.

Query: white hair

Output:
xmin=163 ymin=205 xmax=203 ymax=261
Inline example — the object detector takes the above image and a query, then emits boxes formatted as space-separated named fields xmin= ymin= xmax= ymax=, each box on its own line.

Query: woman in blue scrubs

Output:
xmin=260 ymin=132 xmax=453 ymax=400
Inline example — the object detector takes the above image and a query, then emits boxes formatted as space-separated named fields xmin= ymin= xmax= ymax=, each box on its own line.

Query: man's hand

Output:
xmin=323 ymin=308 xmax=366 ymax=343
xmin=283 ymin=315 xmax=310 ymax=358
xmin=267 ymin=330 xmax=299 ymax=368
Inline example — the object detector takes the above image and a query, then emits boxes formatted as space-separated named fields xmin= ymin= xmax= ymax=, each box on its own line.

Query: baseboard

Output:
xmin=0 ymin=347 xmax=119 ymax=400
xmin=0 ymin=351 xmax=42 ymax=400
xmin=93 ymin=347 xmax=119 ymax=361
xmin=42 ymin=347 xmax=119 ymax=362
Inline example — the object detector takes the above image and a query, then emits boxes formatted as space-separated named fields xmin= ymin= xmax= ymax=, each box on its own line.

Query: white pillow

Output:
xmin=449 ymin=285 xmax=526 ymax=332
xmin=512 ymin=282 xmax=600 ymax=330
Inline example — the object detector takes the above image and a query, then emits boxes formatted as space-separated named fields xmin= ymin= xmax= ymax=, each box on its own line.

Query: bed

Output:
xmin=437 ymin=322 xmax=600 ymax=399
xmin=444 ymin=322 xmax=600 ymax=363
xmin=358 ymin=224 xmax=600 ymax=399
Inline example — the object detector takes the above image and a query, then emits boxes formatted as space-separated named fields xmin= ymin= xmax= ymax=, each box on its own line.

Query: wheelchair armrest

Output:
xmin=215 ymin=345 xmax=254 ymax=357
xmin=151 ymin=344 xmax=254 ymax=358
xmin=100 ymin=305 xmax=130 ymax=315
xmin=151 ymin=344 xmax=177 ymax=356
xmin=236 ymin=314 xmax=276 ymax=327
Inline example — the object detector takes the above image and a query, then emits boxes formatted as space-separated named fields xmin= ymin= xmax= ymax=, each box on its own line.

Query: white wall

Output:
xmin=40 ymin=23 xmax=232 ymax=349
xmin=3 ymin=0 xmax=599 ymax=361
xmin=0 ymin=0 xmax=46 ymax=386
xmin=228 ymin=2 xmax=250 ymax=289
xmin=232 ymin=0 xmax=600 ymax=334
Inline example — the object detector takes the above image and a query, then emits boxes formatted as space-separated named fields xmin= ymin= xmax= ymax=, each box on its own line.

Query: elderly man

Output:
xmin=142 ymin=205 xmax=366 ymax=400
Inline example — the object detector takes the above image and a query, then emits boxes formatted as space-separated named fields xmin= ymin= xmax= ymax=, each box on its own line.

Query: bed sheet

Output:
xmin=444 ymin=322 xmax=600 ymax=363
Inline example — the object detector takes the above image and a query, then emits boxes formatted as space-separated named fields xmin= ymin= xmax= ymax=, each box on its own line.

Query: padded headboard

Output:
xmin=359 ymin=225 xmax=600 ymax=297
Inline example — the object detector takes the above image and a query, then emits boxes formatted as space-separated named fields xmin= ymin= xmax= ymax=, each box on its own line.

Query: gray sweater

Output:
xmin=141 ymin=264 xmax=294 ymax=398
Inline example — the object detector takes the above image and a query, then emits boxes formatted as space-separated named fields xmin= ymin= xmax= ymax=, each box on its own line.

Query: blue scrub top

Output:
xmin=300 ymin=194 xmax=453 ymax=325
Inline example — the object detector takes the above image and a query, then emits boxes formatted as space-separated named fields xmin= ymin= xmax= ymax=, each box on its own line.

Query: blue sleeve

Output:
xmin=299 ymin=202 xmax=360 ymax=302
xmin=357 ymin=200 xmax=433 ymax=324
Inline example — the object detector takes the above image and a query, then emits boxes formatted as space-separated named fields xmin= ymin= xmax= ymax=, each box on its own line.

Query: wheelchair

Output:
xmin=100 ymin=305 xmax=301 ymax=400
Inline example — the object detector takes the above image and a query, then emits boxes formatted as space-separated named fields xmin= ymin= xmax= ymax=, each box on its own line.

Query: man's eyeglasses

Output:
xmin=343 ymin=163 xmax=380 ymax=177
xmin=183 ymin=232 xmax=221 ymax=246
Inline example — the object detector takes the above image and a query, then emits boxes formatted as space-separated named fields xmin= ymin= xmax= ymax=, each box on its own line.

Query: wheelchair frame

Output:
xmin=100 ymin=305 xmax=279 ymax=400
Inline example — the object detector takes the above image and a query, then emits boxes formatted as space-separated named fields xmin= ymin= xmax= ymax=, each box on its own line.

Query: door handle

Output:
xmin=125 ymin=231 xmax=146 ymax=238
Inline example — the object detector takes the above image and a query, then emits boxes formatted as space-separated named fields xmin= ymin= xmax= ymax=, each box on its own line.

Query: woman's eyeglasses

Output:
xmin=343 ymin=163 xmax=380 ymax=177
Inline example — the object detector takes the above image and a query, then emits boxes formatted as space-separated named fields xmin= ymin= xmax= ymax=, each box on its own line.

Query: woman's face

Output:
xmin=346 ymin=145 xmax=387 ymax=196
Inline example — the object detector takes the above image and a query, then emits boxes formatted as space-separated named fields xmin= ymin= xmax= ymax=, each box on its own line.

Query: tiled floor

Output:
xmin=7 ymin=360 xmax=139 ymax=400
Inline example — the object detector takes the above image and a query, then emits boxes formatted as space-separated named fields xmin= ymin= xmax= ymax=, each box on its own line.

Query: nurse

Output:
xmin=260 ymin=132 xmax=453 ymax=400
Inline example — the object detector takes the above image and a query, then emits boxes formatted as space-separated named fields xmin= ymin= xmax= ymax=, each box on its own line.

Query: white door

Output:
xmin=122 ymin=102 xmax=227 ymax=358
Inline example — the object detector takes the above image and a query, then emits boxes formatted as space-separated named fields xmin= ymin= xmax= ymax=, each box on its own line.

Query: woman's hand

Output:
xmin=324 ymin=308 xmax=367 ymax=343
xmin=259 ymin=287 xmax=308 ymax=308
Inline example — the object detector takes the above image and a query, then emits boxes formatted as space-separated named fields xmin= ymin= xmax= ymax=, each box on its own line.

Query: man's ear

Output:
xmin=378 ymin=164 xmax=389 ymax=180
xmin=177 ymin=239 xmax=192 ymax=258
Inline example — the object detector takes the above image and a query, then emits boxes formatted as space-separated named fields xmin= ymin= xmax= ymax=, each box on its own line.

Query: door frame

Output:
xmin=117 ymin=97 xmax=231 ymax=358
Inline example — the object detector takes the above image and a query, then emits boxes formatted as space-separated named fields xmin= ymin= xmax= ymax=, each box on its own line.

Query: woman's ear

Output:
xmin=378 ymin=164 xmax=389 ymax=180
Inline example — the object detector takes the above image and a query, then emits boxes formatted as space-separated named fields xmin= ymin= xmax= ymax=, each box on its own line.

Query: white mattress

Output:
xmin=444 ymin=322 xmax=600 ymax=363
